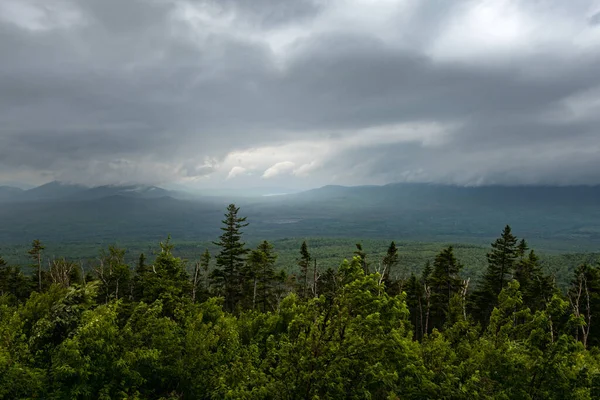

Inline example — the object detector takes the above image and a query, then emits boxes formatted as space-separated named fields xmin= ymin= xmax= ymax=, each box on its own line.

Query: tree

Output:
xmin=191 ymin=249 xmax=211 ymax=302
xmin=136 ymin=236 xmax=191 ymax=317
xmin=428 ymin=246 xmax=464 ymax=331
xmin=514 ymin=247 xmax=554 ymax=312
xmin=298 ymin=241 xmax=311 ymax=299
xmin=28 ymin=239 xmax=45 ymax=292
xmin=353 ymin=243 xmax=368 ymax=274
xmin=0 ymin=256 xmax=30 ymax=302
xmin=95 ymin=245 xmax=131 ymax=303
xmin=48 ymin=258 xmax=78 ymax=288
xmin=210 ymin=204 xmax=249 ymax=313
xmin=470 ymin=225 xmax=519 ymax=324
xmin=568 ymin=263 xmax=600 ymax=348
xmin=382 ymin=241 xmax=399 ymax=294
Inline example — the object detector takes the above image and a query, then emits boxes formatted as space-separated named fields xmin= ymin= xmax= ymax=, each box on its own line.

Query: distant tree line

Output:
xmin=1 ymin=205 xmax=600 ymax=398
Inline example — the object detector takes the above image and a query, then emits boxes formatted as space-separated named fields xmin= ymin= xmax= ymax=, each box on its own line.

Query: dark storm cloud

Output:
xmin=0 ymin=0 xmax=599 ymax=186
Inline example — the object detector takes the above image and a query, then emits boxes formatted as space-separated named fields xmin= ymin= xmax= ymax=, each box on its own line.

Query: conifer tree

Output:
xmin=200 ymin=249 xmax=211 ymax=291
xmin=514 ymin=247 xmax=554 ymax=311
xmin=211 ymin=204 xmax=249 ymax=313
xmin=136 ymin=236 xmax=191 ymax=316
xmin=429 ymin=246 xmax=464 ymax=331
xmin=256 ymin=241 xmax=277 ymax=312
xmin=28 ymin=239 xmax=45 ymax=292
xmin=298 ymin=241 xmax=311 ymax=299
xmin=382 ymin=241 xmax=399 ymax=294
xmin=421 ymin=260 xmax=433 ymax=336
xmin=470 ymin=225 xmax=519 ymax=324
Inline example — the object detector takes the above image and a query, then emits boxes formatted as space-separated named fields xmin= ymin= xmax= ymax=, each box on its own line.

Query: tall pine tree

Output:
xmin=210 ymin=204 xmax=249 ymax=313
xmin=298 ymin=241 xmax=311 ymax=299
xmin=470 ymin=225 xmax=518 ymax=324
xmin=382 ymin=241 xmax=399 ymax=294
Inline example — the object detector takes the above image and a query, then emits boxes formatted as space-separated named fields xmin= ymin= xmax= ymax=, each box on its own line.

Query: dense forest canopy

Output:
xmin=2 ymin=204 xmax=600 ymax=399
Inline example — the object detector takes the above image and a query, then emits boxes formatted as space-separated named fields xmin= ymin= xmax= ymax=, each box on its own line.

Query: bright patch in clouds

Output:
xmin=262 ymin=161 xmax=296 ymax=178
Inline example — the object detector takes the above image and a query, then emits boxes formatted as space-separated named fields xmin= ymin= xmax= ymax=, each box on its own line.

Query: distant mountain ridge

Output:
xmin=1 ymin=181 xmax=600 ymax=250
xmin=0 ymin=181 xmax=187 ymax=202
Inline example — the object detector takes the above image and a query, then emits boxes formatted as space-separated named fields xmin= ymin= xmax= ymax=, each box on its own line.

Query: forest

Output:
xmin=2 ymin=204 xmax=600 ymax=399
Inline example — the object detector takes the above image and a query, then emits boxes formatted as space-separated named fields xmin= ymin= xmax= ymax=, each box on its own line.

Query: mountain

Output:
xmin=0 ymin=186 xmax=24 ymax=201
xmin=67 ymin=184 xmax=178 ymax=201
xmin=20 ymin=181 xmax=88 ymax=201
xmin=1 ymin=182 xmax=600 ymax=251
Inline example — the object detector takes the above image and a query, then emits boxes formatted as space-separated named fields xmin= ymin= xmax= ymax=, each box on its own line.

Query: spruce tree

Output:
xmin=429 ymin=246 xmax=464 ymax=331
xmin=298 ymin=241 xmax=311 ymax=299
xmin=470 ymin=225 xmax=518 ymax=324
xmin=514 ymin=248 xmax=554 ymax=312
xmin=211 ymin=204 xmax=249 ymax=313
xmin=382 ymin=241 xmax=399 ymax=294
xmin=256 ymin=241 xmax=278 ymax=312
xmin=28 ymin=239 xmax=45 ymax=292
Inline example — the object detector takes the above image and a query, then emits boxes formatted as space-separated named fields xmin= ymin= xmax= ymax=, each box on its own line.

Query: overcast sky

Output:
xmin=1 ymin=0 xmax=600 ymax=189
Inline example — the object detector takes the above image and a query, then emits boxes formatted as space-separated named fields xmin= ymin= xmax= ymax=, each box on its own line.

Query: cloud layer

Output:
xmin=1 ymin=0 xmax=600 ymax=188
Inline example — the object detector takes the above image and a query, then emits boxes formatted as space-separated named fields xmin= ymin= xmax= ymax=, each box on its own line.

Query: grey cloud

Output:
xmin=0 ymin=0 xmax=599 ymax=186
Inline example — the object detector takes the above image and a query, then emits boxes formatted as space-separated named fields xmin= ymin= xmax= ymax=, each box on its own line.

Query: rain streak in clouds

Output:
xmin=1 ymin=0 xmax=600 ymax=189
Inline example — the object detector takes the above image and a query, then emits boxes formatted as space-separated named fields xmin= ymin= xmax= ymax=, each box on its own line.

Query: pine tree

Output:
xmin=210 ymin=204 xmax=249 ymax=313
xmin=382 ymin=241 xmax=399 ymax=294
xmin=200 ymin=249 xmax=211 ymax=291
xmin=28 ymin=239 xmax=45 ymax=292
xmin=421 ymin=260 xmax=433 ymax=336
xmin=514 ymin=248 xmax=554 ymax=311
xmin=428 ymin=246 xmax=464 ymax=331
xmin=298 ymin=241 xmax=311 ymax=299
xmin=470 ymin=225 xmax=519 ymax=324
xmin=136 ymin=236 xmax=191 ymax=317
xmin=486 ymin=225 xmax=519 ymax=296
xmin=256 ymin=241 xmax=277 ymax=312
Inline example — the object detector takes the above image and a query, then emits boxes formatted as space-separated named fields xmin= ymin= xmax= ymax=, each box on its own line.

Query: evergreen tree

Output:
xmin=210 ymin=204 xmax=249 ymax=313
xmin=0 ymin=257 xmax=30 ymax=302
xmin=200 ymin=249 xmax=211 ymax=291
xmin=298 ymin=241 xmax=311 ymax=299
xmin=514 ymin=248 xmax=554 ymax=311
xmin=256 ymin=240 xmax=277 ymax=312
xmin=470 ymin=225 xmax=519 ymax=324
xmin=28 ymin=239 xmax=45 ymax=292
xmin=382 ymin=241 xmax=399 ymax=294
xmin=242 ymin=241 xmax=278 ymax=311
xmin=428 ymin=246 xmax=464 ymax=331
xmin=136 ymin=236 xmax=191 ymax=316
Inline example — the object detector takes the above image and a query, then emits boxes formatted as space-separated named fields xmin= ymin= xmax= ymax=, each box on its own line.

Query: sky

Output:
xmin=1 ymin=0 xmax=600 ymax=190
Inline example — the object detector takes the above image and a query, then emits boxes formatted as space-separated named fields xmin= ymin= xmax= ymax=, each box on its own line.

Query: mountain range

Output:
xmin=1 ymin=181 xmax=599 ymax=251
xmin=0 ymin=181 xmax=186 ymax=202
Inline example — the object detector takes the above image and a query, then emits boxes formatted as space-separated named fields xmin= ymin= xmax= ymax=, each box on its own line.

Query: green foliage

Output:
xmin=4 ymin=211 xmax=600 ymax=398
